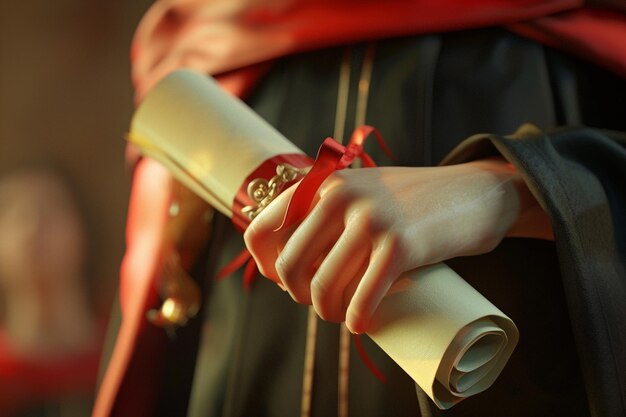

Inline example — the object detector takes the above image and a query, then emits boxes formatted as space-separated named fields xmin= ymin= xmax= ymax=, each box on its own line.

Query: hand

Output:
xmin=244 ymin=158 xmax=552 ymax=334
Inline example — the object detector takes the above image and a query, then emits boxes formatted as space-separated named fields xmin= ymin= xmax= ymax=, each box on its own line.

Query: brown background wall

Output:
xmin=0 ymin=0 xmax=154 ymax=312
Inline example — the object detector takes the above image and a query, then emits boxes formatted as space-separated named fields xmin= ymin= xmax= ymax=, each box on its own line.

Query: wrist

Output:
xmin=473 ymin=158 xmax=553 ymax=241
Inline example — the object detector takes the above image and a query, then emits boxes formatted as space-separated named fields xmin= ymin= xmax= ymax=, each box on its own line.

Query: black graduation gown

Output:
xmin=134 ymin=28 xmax=626 ymax=417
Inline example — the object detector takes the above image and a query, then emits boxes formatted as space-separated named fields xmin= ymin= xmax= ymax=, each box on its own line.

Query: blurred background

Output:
xmin=0 ymin=0 xmax=153 ymax=415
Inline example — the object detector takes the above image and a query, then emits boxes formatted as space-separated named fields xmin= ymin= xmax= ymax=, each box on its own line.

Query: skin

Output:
xmin=244 ymin=158 xmax=553 ymax=334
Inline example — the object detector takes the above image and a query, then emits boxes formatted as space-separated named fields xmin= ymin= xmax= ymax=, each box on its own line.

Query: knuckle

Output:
xmin=367 ymin=213 xmax=390 ymax=235
xmin=380 ymin=233 xmax=407 ymax=274
xmin=310 ymin=277 xmax=343 ymax=323
xmin=320 ymin=172 xmax=359 ymax=200
xmin=274 ymin=255 xmax=293 ymax=282
xmin=345 ymin=200 xmax=393 ymax=235
xmin=243 ymin=222 xmax=262 ymax=250
xmin=310 ymin=275 xmax=332 ymax=300
xmin=324 ymin=170 xmax=349 ymax=188
xmin=320 ymin=184 xmax=351 ymax=208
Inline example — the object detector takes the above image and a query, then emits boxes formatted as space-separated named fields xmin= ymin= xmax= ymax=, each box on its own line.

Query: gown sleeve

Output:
xmin=441 ymin=123 xmax=626 ymax=417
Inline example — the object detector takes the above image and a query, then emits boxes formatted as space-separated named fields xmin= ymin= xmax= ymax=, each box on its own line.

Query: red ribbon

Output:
xmin=219 ymin=125 xmax=392 ymax=288
xmin=216 ymin=247 xmax=258 ymax=291
xmin=277 ymin=125 xmax=392 ymax=231
xmin=353 ymin=333 xmax=388 ymax=384
xmin=232 ymin=153 xmax=313 ymax=232
xmin=218 ymin=126 xmax=391 ymax=381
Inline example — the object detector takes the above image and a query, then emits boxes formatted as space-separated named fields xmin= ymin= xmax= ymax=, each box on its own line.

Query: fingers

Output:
xmin=309 ymin=225 xmax=370 ymax=323
xmin=275 ymin=193 xmax=344 ymax=303
xmin=341 ymin=263 xmax=367 ymax=317
xmin=246 ymin=169 xmax=405 ymax=333
xmin=244 ymin=186 xmax=296 ymax=281
xmin=246 ymin=172 xmax=349 ymax=287
xmin=345 ymin=239 xmax=400 ymax=334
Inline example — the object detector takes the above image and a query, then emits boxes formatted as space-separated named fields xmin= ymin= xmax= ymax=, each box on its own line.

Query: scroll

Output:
xmin=128 ymin=69 xmax=518 ymax=409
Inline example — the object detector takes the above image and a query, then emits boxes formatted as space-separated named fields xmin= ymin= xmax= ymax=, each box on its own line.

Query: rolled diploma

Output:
xmin=129 ymin=70 xmax=302 ymax=217
xmin=368 ymin=263 xmax=518 ymax=409
xmin=129 ymin=69 xmax=519 ymax=409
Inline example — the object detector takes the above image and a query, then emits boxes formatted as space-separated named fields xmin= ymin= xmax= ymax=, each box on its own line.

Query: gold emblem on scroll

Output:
xmin=242 ymin=163 xmax=310 ymax=220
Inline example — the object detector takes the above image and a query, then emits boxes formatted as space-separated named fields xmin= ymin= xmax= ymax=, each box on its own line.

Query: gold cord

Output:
xmin=338 ymin=42 xmax=376 ymax=417
xmin=338 ymin=325 xmax=351 ymax=417
xmin=300 ymin=306 xmax=319 ymax=417
xmin=333 ymin=47 xmax=353 ymax=143
xmin=300 ymin=42 xmax=376 ymax=417
xmin=355 ymin=43 xmax=376 ymax=129
xmin=301 ymin=46 xmax=353 ymax=417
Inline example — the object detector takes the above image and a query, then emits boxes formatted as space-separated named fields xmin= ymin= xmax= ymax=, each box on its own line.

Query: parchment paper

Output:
xmin=129 ymin=69 xmax=519 ymax=409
